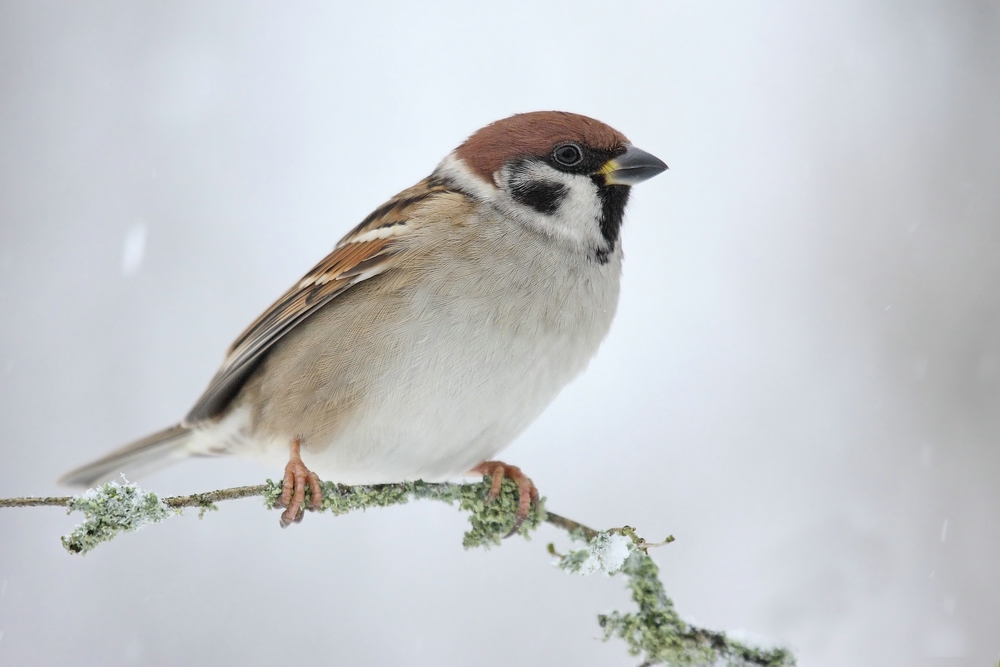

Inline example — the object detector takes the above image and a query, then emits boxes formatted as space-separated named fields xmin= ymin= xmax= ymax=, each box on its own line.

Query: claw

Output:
xmin=307 ymin=470 xmax=323 ymax=511
xmin=471 ymin=460 xmax=539 ymax=538
xmin=484 ymin=463 xmax=505 ymax=503
xmin=277 ymin=439 xmax=324 ymax=528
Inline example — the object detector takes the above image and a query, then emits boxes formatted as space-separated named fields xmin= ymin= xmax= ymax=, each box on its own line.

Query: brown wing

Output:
xmin=184 ymin=178 xmax=454 ymax=423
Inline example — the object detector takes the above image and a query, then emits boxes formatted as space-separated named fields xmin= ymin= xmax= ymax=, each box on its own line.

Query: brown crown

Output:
xmin=455 ymin=111 xmax=629 ymax=182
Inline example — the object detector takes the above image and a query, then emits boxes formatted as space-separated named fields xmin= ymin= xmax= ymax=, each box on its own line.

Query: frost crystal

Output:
xmin=61 ymin=481 xmax=173 ymax=555
xmin=558 ymin=531 xmax=635 ymax=576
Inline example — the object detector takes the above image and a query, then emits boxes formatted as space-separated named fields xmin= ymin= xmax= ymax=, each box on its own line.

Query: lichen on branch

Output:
xmin=61 ymin=481 xmax=174 ymax=555
xmin=261 ymin=476 xmax=546 ymax=548
xmin=3 ymin=478 xmax=795 ymax=666
xmin=551 ymin=527 xmax=794 ymax=667
xmin=58 ymin=476 xmax=546 ymax=556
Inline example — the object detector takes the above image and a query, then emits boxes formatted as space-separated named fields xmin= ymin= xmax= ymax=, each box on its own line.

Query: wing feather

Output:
xmin=184 ymin=178 xmax=454 ymax=423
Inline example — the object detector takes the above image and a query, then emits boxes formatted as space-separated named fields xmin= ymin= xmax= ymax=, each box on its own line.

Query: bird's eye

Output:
xmin=553 ymin=143 xmax=583 ymax=167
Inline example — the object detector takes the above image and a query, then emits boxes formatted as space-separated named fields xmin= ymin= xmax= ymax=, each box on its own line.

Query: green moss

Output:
xmin=599 ymin=550 xmax=796 ymax=666
xmin=555 ymin=530 xmax=633 ymax=575
xmin=61 ymin=482 xmax=174 ymax=555
xmin=61 ymin=477 xmax=796 ymax=666
xmin=197 ymin=503 xmax=219 ymax=519
xmin=550 ymin=527 xmax=793 ymax=666
xmin=262 ymin=476 xmax=546 ymax=548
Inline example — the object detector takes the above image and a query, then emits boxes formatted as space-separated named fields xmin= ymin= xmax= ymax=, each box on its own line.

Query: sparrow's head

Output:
xmin=435 ymin=111 xmax=667 ymax=263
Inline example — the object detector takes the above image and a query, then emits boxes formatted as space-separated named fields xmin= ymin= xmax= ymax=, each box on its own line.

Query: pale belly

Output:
xmin=301 ymin=324 xmax=585 ymax=483
xmin=211 ymin=245 xmax=622 ymax=484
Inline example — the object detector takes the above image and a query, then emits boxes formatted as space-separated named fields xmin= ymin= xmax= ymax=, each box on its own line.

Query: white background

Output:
xmin=1 ymin=2 xmax=998 ymax=665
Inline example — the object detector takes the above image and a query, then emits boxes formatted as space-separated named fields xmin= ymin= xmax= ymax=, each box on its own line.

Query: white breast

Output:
xmin=210 ymin=203 xmax=622 ymax=484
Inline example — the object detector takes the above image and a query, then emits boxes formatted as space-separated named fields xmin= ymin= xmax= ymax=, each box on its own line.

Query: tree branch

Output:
xmin=0 ymin=485 xmax=267 ymax=509
xmin=0 ymin=479 xmax=795 ymax=667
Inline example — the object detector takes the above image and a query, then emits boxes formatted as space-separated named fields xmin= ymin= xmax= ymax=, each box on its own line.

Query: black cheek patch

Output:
xmin=510 ymin=180 xmax=568 ymax=215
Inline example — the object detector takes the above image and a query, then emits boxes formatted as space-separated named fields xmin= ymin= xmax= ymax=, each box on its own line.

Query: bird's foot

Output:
xmin=275 ymin=439 xmax=323 ymax=528
xmin=471 ymin=460 xmax=540 ymax=537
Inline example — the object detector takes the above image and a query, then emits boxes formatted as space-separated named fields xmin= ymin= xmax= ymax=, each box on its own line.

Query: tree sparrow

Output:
xmin=61 ymin=111 xmax=668 ymax=528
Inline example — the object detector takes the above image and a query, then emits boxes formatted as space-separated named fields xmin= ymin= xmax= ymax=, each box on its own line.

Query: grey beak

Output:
xmin=600 ymin=145 xmax=668 ymax=185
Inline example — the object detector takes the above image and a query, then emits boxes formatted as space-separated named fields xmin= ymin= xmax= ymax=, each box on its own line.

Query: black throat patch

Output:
xmin=593 ymin=181 xmax=630 ymax=263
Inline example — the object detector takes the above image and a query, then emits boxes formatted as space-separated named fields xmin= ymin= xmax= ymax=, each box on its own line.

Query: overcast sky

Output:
xmin=1 ymin=2 xmax=998 ymax=666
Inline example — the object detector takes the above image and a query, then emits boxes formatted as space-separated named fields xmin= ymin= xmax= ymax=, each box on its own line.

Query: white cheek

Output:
xmin=434 ymin=155 xmax=609 ymax=254
xmin=548 ymin=177 xmax=605 ymax=245
xmin=433 ymin=153 xmax=499 ymax=201
xmin=504 ymin=165 xmax=605 ymax=251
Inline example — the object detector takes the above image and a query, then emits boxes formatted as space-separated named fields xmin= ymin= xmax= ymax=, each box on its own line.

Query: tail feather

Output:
xmin=59 ymin=424 xmax=194 ymax=487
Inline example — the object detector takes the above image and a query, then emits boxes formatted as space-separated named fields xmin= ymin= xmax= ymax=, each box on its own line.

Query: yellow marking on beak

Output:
xmin=598 ymin=158 xmax=625 ymax=185
xmin=596 ymin=146 xmax=668 ymax=186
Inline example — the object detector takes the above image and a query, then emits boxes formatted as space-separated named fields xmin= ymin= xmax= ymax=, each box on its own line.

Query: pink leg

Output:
xmin=275 ymin=438 xmax=324 ymax=528
xmin=471 ymin=460 xmax=540 ymax=535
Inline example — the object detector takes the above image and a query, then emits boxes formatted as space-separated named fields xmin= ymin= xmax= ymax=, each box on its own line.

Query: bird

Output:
xmin=61 ymin=111 xmax=668 ymax=529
